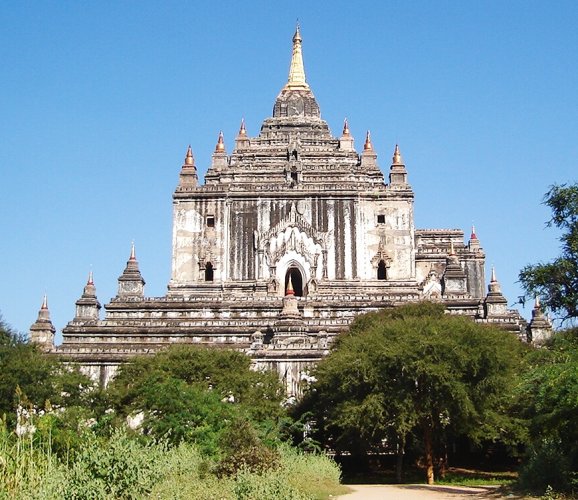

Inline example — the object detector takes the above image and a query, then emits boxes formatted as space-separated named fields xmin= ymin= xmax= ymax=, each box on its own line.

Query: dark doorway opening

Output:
xmin=284 ymin=267 xmax=304 ymax=296
xmin=205 ymin=262 xmax=214 ymax=281
xmin=377 ymin=260 xmax=387 ymax=280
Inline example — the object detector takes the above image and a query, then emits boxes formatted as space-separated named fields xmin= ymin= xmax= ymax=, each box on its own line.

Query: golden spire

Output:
xmin=215 ymin=131 xmax=225 ymax=152
xmin=364 ymin=130 xmax=373 ymax=151
xmin=286 ymin=24 xmax=309 ymax=90
xmin=185 ymin=145 xmax=194 ymax=166
xmin=392 ymin=144 xmax=403 ymax=164
xmin=342 ymin=118 xmax=350 ymax=136
xmin=239 ymin=118 xmax=247 ymax=137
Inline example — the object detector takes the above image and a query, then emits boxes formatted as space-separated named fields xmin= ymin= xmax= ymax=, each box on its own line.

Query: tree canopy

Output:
xmin=0 ymin=315 xmax=91 ymax=425
xmin=519 ymin=183 xmax=578 ymax=322
xmin=106 ymin=345 xmax=286 ymax=450
xmin=298 ymin=302 xmax=528 ymax=484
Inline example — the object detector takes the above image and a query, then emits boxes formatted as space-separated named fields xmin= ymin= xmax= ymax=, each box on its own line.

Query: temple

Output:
xmin=30 ymin=27 xmax=548 ymax=394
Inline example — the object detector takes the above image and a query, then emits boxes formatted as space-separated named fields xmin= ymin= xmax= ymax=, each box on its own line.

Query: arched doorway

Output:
xmin=205 ymin=262 xmax=214 ymax=281
xmin=377 ymin=260 xmax=387 ymax=280
xmin=284 ymin=267 xmax=304 ymax=296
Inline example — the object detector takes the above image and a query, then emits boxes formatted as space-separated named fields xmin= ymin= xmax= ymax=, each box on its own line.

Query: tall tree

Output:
xmin=299 ymin=303 xmax=527 ymax=484
xmin=519 ymin=183 xmax=578 ymax=322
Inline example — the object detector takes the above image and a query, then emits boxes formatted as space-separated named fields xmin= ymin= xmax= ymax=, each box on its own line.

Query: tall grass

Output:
xmin=0 ymin=421 xmax=343 ymax=499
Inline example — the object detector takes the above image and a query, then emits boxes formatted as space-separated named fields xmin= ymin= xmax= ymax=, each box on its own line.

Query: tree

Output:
xmin=519 ymin=183 xmax=578 ymax=322
xmin=0 ymin=314 xmax=91 ymax=426
xmin=299 ymin=303 xmax=527 ymax=484
xmin=517 ymin=327 xmax=578 ymax=494
xmin=106 ymin=345 xmax=286 ymax=449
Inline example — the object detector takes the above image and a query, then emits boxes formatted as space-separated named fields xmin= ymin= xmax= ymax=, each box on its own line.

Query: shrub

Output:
xmin=518 ymin=440 xmax=573 ymax=495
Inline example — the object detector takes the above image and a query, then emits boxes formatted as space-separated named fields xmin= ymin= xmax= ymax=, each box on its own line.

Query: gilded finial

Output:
xmin=286 ymin=24 xmax=309 ymax=90
xmin=185 ymin=145 xmax=194 ymax=166
xmin=470 ymin=225 xmax=478 ymax=240
xmin=130 ymin=241 xmax=136 ymax=261
xmin=286 ymin=274 xmax=295 ymax=296
xmin=239 ymin=119 xmax=247 ymax=137
xmin=342 ymin=118 xmax=350 ymax=136
xmin=364 ymin=130 xmax=373 ymax=151
xmin=392 ymin=144 xmax=403 ymax=164
xmin=41 ymin=294 xmax=48 ymax=310
xmin=87 ymin=270 xmax=94 ymax=285
xmin=215 ymin=131 xmax=225 ymax=152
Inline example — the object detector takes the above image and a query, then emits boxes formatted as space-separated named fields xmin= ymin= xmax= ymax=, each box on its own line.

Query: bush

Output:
xmin=518 ymin=440 xmax=573 ymax=495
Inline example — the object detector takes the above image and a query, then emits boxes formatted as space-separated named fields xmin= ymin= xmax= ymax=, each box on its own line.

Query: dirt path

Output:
xmin=336 ymin=484 xmax=527 ymax=499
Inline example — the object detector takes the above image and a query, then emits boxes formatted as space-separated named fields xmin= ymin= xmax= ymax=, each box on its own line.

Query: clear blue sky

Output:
xmin=1 ymin=1 xmax=577 ymax=340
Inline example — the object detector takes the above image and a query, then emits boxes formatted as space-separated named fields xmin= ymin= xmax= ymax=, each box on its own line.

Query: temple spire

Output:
xmin=185 ymin=145 xmax=194 ymax=166
xmin=215 ymin=131 xmax=225 ymax=152
xmin=364 ymin=131 xmax=373 ymax=151
xmin=285 ymin=24 xmax=309 ymax=90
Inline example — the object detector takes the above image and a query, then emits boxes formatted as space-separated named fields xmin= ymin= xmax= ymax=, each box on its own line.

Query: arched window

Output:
xmin=284 ymin=267 xmax=304 ymax=296
xmin=205 ymin=262 xmax=214 ymax=282
xmin=377 ymin=260 xmax=387 ymax=280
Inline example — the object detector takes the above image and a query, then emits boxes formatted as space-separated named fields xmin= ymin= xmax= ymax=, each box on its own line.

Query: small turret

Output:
xmin=74 ymin=271 xmax=101 ymax=320
xmin=442 ymin=241 xmax=468 ymax=296
xmin=177 ymin=145 xmax=198 ymax=189
xmin=361 ymin=130 xmax=378 ymax=169
xmin=527 ymin=296 xmax=553 ymax=344
xmin=280 ymin=275 xmax=301 ymax=318
xmin=211 ymin=131 xmax=228 ymax=170
xmin=468 ymin=225 xmax=480 ymax=252
xmin=389 ymin=144 xmax=408 ymax=186
xmin=339 ymin=118 xmax=354 ymax=151
xmin=235 ymin=119 xmax=250 ymax=150
xmin=29 ymin=295 xmax=55 ymax=350
xmin=484 ymin=267 xmax=508 ymax=317
xmin=117 ymin=243 xmax=146 ymax=299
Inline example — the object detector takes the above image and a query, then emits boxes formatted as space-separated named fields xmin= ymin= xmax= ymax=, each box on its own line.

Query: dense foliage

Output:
xmin=519 ymin=183 xmax=578 ymax=322
xmin=298 ymin=303 xmax=528 ymax=484
xmin=0 ymin=317 xmax=92 ymax=428
xmin=106 ymin=345 xmax=286 ymax=451
xmin=517 ymin=327 xmax=578 ymax=494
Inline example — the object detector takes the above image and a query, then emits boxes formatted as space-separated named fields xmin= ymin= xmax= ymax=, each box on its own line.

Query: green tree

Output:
xmin=517 ymin=327 xmax=578 ymax=494
xmin=106 ymin=345 xmax=286 ymax=449
xmin=519 ymin=183 xmax=578 ymax=322
xmin=0 ymin=315 xmax=91 ymax=426
xmin=299 ymin=303 xmax=527 ymax=484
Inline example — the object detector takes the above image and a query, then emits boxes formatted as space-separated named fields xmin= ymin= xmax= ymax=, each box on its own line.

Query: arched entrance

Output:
xmin=284 ymin=267 xmax=304 ymax=296
xmin=205 ymin=262 xmax=214 ymax=281
xmin=377 ymin=260 xmax=387 ymax=280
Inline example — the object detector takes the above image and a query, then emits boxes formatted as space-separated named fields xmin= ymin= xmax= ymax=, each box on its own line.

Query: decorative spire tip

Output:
xmin=364 ymin=130 xmax=373 ymax=151
xmin=130 ymin=241 xmax=136 ymax=261
xmin=41 ymin=294 xmax=48 ymax=310
xmin=215 ymin=131 xmax=225 ymax=152
xmin=185 ymin=145 xmax=194 ymax=166
xmin=392 ymin=144 xmax=403 ymax=164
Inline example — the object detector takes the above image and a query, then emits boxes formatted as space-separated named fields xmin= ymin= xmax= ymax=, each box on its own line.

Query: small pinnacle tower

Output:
xmin=527 ymin=296 xmax=553 ymax=344
xmin=117 ymin=243 xmax=146 ymax=298
xmin=280 ymin=275 xmax=301 ymax=318
xmin=468 ymin=225 xmax=481 ymax=252
xmin=389 ymin=144 xmax=408 ymax=186
xmin=285 ymin=24 xmax=309 ymax=90
xmin=235 ymin=119 xmax=250 ymax=150
xmin=74 ymin=271 xmax=101 ymax=320
xmin=442 ymin=241 xmax=468 ymax=296
xmin=484 ymin=267 xmax=508 ymax=317
xmin=29 ymin=295 xmax=56 ymax=350
xmin=361 ymin=130 xmax=378 ymax=169
xmin=177 ymin=145 xmax=198 ymax=189
xmin=211 ymin=131 xmax=227 ymax=170
xmin=339 ymin=118 xmax=354 ymax=151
